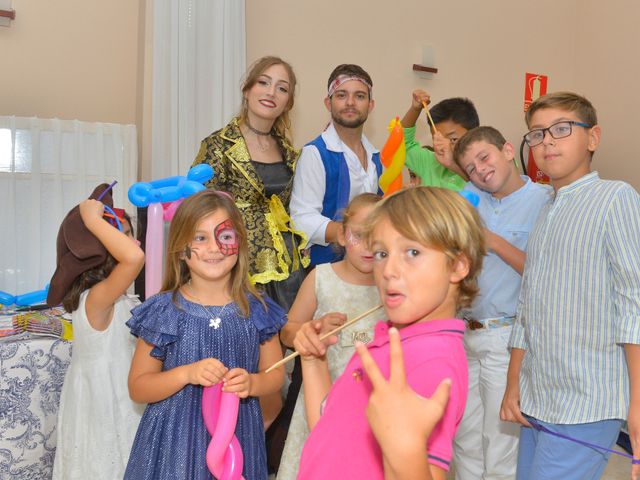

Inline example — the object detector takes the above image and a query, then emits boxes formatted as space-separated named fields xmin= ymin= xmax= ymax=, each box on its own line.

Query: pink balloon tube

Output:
xmin=144 ymin=202 xmax=164 ymax=298
xmin=202 ymin=384 xmax=245 ymax=480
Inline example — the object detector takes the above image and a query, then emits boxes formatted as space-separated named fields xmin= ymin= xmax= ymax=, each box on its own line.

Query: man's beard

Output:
xmin=331 ymin=110 xmax=367 ymax=129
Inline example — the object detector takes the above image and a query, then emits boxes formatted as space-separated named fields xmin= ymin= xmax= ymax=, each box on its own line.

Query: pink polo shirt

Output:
xmin=297 ymin=319 xmax=468 ymax=479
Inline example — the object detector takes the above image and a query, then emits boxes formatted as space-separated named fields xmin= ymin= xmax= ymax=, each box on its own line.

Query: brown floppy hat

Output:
xmin=46 ymin=184 xmax=116 ymax=307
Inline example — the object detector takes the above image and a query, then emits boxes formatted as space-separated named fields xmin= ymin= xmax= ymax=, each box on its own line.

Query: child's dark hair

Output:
xmin=430 ymin=98 xmax=480 ymax=130
xmin=525 ymin=91 xmax=597 ymax=128
xmin=364 ymin=187 xmax=486 ymax=309
xmin=453 ymin=126 xmax=507 ymax=166
xmin=122 ymin=211 xmax=134 ymax=236
xmin=62 ymin=257 xmax=117 ymax=312
xmin=162 ymin=189 xmax=262 ymax=316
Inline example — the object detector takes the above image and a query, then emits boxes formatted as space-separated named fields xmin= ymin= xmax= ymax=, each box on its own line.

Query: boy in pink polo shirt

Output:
xmin=356 ymin=327 xmax=453 ymax=479
xmin=293 ymin=187 xmax=486 ymax=479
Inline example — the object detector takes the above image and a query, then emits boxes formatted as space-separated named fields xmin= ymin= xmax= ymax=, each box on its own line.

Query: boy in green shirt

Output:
xmin=401 ymin=90 xmax=479 ymax=190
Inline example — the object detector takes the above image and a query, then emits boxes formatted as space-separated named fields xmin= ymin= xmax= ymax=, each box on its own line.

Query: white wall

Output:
xmin=1 ymin=0 xmax=142 ymax=125
xmin=246 ymin=0 xmax=639 ymax=189
xmin=574 ymin=0 xmax=640 ymax=186
xmin=3 ymin=1 xmax=639 ymax=189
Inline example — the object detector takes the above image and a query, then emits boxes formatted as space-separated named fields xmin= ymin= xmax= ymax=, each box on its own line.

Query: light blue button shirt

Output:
xmin=510 ymin=172 xmax=640 ymax=424
xmin=462 ymin=176 xmax=551 ymax=321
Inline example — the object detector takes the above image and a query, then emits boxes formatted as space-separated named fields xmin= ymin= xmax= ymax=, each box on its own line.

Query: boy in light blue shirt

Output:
xmin=451 ymin=126 xmax=551 ymax=479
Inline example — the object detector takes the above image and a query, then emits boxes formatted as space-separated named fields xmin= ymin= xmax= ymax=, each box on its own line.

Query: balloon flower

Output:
xmin=128 ymin=164 xmax=214 ymax=298
xmin=202 ymin=383 xmax=245 ymax=480
xmin=379 ymin=117 xmax=406 ymax=197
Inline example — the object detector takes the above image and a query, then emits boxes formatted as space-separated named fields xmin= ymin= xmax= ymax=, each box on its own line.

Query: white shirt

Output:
xmin=290 ymin=122 xmax=379 ymax=247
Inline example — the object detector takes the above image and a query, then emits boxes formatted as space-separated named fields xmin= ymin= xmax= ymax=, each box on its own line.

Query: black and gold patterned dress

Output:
xmin=192 ymin=117 xmax=309 ymax=310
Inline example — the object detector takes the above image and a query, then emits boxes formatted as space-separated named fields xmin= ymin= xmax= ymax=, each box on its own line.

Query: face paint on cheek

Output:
xmin=214 ymin=219 xmax=239 ymax=256
xmin=345 ymin=227 xmax=362 ymax=247
xmin=184 ymin=245 xmax=203 ymax=260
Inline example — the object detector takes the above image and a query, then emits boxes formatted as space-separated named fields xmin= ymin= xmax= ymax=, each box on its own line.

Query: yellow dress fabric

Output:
xmin=192 ymin=117 xmax=309 ymax=285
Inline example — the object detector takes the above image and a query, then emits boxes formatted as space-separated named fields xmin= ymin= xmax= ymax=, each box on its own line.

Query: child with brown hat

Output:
xmin=49 ymin=183 xmax=145 ymax=480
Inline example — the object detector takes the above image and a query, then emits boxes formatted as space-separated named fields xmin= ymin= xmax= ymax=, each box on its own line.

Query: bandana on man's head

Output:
xmin=327 ymin=75 xmax=373 ymax=99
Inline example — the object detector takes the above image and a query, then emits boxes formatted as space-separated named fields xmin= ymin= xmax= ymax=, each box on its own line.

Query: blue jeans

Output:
xmin=516 ymin=415 xmax=623 ymax=480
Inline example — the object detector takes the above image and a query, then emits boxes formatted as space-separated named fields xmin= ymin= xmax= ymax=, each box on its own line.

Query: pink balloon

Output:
xmin=145 ymin=202 xmax=164 ymax=298
xmin=202 ymin=384 xmax=245 ymax=480
xmin=162 ymin=199 xmax=183 ymax=222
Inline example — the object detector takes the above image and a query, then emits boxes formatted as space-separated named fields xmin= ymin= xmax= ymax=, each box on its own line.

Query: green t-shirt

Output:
xmin=404 ymin=126 xmax=466 ymax=191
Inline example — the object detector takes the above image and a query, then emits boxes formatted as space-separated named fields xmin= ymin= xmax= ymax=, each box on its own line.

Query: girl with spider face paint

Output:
xmin=125 ymin=190 xmax=286 ymax=480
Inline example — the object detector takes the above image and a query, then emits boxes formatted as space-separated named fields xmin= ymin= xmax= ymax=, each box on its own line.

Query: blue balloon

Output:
xmin=128 ymin=164 xmax=214 ymax=207
xmin=0 ymin=291 xmax=16 ymax=305
xmin=459 ymin=189 xmax=480 ymax=208
xmin=15 ymin=284 xmax=50 ymax=307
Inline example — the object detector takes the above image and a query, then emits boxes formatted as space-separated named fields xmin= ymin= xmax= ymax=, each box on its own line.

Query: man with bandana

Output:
xmin=290 ymin=64 xmax=382 ymax=267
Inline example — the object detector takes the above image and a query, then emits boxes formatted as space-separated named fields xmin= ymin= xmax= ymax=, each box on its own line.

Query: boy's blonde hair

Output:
xmin=161 ymin=189 xmax=262 ymax=316
xmin=364 ymin=187 xmax=486 ymax=309
xmin=525 ymin=91 xmax=597 ymax=128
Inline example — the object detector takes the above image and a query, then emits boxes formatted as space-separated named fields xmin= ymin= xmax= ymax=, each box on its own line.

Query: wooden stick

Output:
xmin=265 ymin=304 xmax=384 ymax=373
xmin=422 ymin=100 xmax=438 ymax=133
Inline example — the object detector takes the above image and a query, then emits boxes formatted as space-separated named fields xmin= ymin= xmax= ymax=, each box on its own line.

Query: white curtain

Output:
xmin=151 ymin=0 xmax=246 ymax=179
xmin=0 ymin=116 xmax=138 ymax=295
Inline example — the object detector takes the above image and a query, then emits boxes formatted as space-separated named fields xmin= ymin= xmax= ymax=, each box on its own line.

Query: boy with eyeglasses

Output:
xmin=451 ymin=126 xmax=551 ymax=479
xmin=500 ymin=91 xmax=640 ymax=479
xmin=401 ymin=89 xmax=479 ymax=190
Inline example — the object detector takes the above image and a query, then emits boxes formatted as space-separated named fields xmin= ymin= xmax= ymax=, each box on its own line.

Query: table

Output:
xmin=0 ymin=333 xmax=72 ymax=479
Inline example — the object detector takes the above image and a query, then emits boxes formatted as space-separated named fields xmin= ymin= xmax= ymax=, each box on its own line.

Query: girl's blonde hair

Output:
xmin=333 ymin=193 xmax=383 ymax=257
xmin=161 ymin=190 xmax=262 ymax=316
xmin=239 ymin=55 xmax=296 ymax=143
xmin=341 ymin=193 xmax=383 ymax=227
xmin=364 ymin=187 xmax=486 ymax=309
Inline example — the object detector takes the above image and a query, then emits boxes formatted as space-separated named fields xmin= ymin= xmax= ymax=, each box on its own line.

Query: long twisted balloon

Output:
xmin=379 ymin=117 xmax=406 ymax=196
xmin=202 ymin=383 xmax=245 ymax=480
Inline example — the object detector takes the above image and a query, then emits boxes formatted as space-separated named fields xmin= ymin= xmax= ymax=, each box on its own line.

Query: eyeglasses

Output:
xmin=523 ymin=120 xmax=592 ymax=147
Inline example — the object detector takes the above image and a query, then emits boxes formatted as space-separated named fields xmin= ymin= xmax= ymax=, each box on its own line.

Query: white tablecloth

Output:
xmin=0 ymin=333 xmax=72 ymax=479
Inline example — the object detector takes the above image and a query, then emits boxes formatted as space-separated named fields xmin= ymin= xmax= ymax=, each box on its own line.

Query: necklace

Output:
xmin=245 ymin=119 xmax=272 ymax=136
xmin=244 ymin=120 xmax=273 ymax=153
xmin=186 ymin=285 xmax=228 ymax=330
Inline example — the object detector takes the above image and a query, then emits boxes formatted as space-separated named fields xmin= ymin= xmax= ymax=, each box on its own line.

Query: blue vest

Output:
xmin=307 ymin=134 xmax=383 ymax=266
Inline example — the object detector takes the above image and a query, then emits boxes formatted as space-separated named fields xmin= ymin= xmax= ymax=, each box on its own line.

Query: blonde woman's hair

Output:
xmin=364 ymin=187 xmax=486 ymax=309
xmin=239 ymin=55 xmax=297 ymax=143
xmin=161 ymin=190 xmax=262 ymax=316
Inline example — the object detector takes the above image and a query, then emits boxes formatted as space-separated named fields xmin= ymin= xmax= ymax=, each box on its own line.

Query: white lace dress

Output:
xmin=53 ymin=291 xmax=144 ymax=480
xmin=277 ymin=263 xmax=385 ymax=480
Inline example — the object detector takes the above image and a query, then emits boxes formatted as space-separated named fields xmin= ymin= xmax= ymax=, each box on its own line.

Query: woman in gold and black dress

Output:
xmin=193 ymin=55 xmax=307 ymax=310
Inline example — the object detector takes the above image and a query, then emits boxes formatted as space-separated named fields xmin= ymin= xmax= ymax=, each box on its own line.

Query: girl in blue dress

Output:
xmin=125 ymin=190 xmax=286 ymax=480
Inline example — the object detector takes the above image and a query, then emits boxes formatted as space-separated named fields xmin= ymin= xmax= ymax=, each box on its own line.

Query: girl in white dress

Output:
xmin=277 ymin=193 xmax=386 ymax=480
xmin=52 ymin=196 xmax=145 ymax=480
